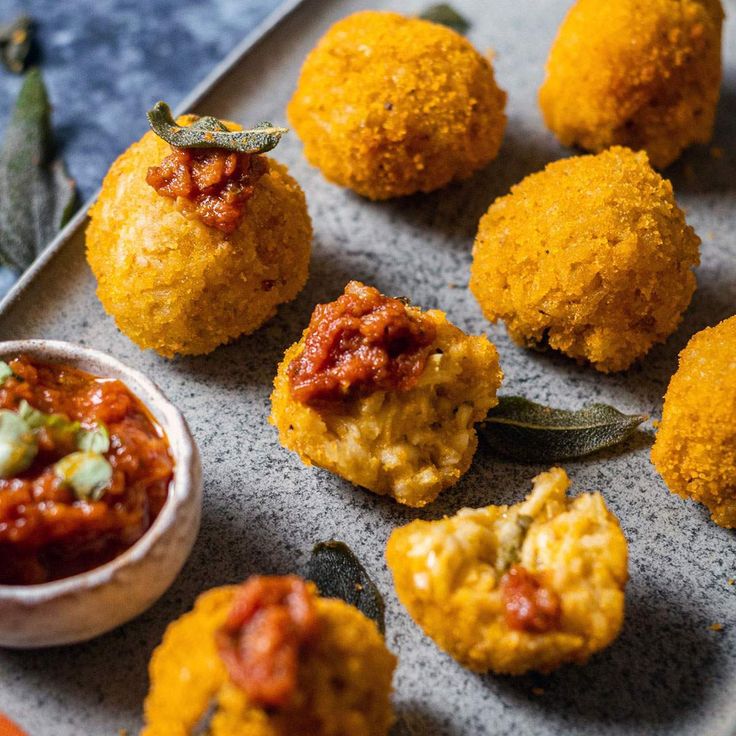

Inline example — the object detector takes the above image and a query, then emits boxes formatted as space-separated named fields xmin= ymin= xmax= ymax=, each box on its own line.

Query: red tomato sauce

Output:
xmin=216 ymin=576 xmax=320 ymax=708
xmin=146 ymin=146 xmax=268 ymax=233
xmin=288 ymin=281 xmax=438 ymax=406
xmin=0 ymin=356 xmax=174 ymax=585
xmin=500 ymin=564 xmax=562 ymax=633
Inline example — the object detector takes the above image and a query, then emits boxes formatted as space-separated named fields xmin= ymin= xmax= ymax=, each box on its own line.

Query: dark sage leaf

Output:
xmin=0 ymin=68 xmax=77 ymax=271
xmin=0 ymin=15 xmax=34 ymax=74
xmin=419 ymin=3 xmax=471 ymax=34
xmin=146 ymin=101 xmax=287 ymax=153
xmin=480 ymin=396 xmax=648 ymax=462
xmin=306 ymin=540 xmax=385 ymax=634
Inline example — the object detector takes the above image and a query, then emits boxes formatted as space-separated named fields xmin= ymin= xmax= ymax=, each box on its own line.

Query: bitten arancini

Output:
xmin=539 ymin=0 xmax=724 ymax=168
xmin=142 ymin=577 xmax=396 ymax=736
xmin=287 ymin=11 xmax=507 ymax=199
xmin=270 ymin=282 xmax=502 ymax=507
xmin=470 ymin=147 xmax=700 ymax=372
xmin=652 ymin=316 xmax=736 ymax=528
xmin=86 ymin=115 xmax=312 ymax=358
xmin=387 ymin=467 xmax=628 ymax=675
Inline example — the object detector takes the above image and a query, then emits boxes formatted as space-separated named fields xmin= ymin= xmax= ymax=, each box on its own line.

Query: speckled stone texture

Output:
xmin=1 ymin=0 xmax=736 ymax=734
xmin=0 ymin=0 xmax=283 ymax=294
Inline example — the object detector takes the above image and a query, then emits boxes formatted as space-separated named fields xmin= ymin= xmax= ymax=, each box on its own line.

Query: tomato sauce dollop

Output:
xmin=0 ymin=357 xmax=174 ymax=585
xmin=288 ymin=281 xmax=438 ymax=406
xmin=216 ymin=576 xmax=320 ymax=708
xmin=146 ymin=146 xmax=268 ymax=233
xmin=500 ymin=565 xmax=562 ymax=633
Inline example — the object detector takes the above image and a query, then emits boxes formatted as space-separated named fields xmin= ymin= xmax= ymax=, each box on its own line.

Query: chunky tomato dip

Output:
xmin=288 ymin=281 xmax=437 ymax=406
xmin=0 ymin=356 xmax=173 ymax=585
xmin=146 ymin=145 xmax=268 ymax=233
xmin=500 ymin=565 xmax=561 ymax=633
xmin=216 ymin=576 xmax=320 ymax=708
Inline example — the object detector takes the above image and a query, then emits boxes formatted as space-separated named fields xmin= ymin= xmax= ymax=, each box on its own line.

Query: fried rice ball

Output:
xmin=652 ymin=316 xmax=736 ymax=527
xmin=142 ymin=580 xmax=396 ymax=736
xmin=86 ymin=116 xmax=312 ymax=357
xmin=270 ymin=282 xmax=503 ymax=507
xmin=539 ymin=0 xmax=724 ymax=169
xmin=386 ymin=467 xmax=628 ymax=675
xmin=469 ymin=146 xmax=700 ymax=372
xmin=287 ymin=11 xmax=507 ymax=200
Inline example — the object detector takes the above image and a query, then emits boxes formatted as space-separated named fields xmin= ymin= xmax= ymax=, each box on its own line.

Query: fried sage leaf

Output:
xmin=480 ymin=396 xmax=648 ymax=462
xmin=419 ymin=3 xmax=470 ymax=34
xmin=146 ymin=101 xmax=287 ymax=154
xmin=0 ymin=68 xmax=77 ymax=271
xmin=306 ymin=540 xmax=386 ymax=634
xmin=0 ymin=15 xmax=34 ymax=74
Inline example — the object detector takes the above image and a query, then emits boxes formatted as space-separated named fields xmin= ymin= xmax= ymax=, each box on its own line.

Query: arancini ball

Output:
xmin=270 ymin=281 xmax=503 ymax=507
xmin=539 ymin=0 xmax=724 ymax=169
xmin=469 ymin=146 xmax=700 ymax=372
xmin=86 ymin=115 xmax=312 ymax=358
xmin=386 ymin=467 xmax=628 ymax=674
xmin=652 ymin=315 xmax=736 ymax=528
xmin=142 ymin=577 xmax=396 ymax=736
xmin=287 ymin=10 xmax=507 ymax=200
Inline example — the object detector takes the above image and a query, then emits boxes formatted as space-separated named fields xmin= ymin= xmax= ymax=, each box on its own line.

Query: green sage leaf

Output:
xmin=480 ymin=396 xmax=648 ymax=462
xmin=54 ymin=451 xmax=112 ymax=501
xmin=0 ymin=361 xmax=13 ymax=385
xmin=17 ymin=400 xmax=81 ymax=446
xmin=146 ymin=101 xmax=287 ymax=154
xmin=17 ymin=398 xmax=46 ymax=429
xmin=419 ymin=3 xmax=470 ymax=34
xmin=0 ymin=409 xmax=38 ymax=477
xmin=0 ymin=68 xmax=78 ymax=271
xmin=0 ymin=15 xmax=34 ymax=74
xmin=306 ymin=540 xmax=386 ymax=634
xmin=77 ymin=424 xmax=110 ymax=454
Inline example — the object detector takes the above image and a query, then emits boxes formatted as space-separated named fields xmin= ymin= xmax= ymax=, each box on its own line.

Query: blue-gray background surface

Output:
xmin=0 ymin=0 xmax=283 ymax=296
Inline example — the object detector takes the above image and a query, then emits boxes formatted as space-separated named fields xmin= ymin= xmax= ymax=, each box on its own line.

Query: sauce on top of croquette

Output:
xmin=500 ymin=565 xmax=561 ymax=633
xmin=288 ymin=281 xmax=438 ymax=406
xmin=0 ymin=356 xmax=173 ymax=585
xmin=146 ymin=146 xmax=268 ymax=234
xmin=216 ymin=576 xmax=320 ymax=708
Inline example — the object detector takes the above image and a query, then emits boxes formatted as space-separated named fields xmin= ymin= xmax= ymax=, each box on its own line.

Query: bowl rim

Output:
xmin=0 ymin=339 xmax=199 ymax=601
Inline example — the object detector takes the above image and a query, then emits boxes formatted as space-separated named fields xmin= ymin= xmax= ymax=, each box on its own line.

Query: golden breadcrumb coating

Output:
xmin=539 ymin=0 xmax=724 ymax=168
xmin=86 ymin=116 xmax=312 ymax=357
xmin=387 ymin=467 xmax=628 ymax=674
xmin=652 ymin=316 xmax=736 ymax=527
xmin=270 ymin=303 xmax=502 ymax=507
xmin=287 ymin=10 xmax=507 ymax=199
xmin=470 ymin=146 xmax=700 ymax=372
xmin=142 ymin=586 xmax=396 ymax=736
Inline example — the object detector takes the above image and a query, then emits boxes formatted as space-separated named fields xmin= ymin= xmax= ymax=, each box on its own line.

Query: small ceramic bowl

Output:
xmin=0 ymin=340 xmax=202 ymax=648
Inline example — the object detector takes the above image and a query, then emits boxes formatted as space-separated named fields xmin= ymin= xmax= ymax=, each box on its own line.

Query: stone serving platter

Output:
xmin=1 ymin=0 xmax=735 ymax=733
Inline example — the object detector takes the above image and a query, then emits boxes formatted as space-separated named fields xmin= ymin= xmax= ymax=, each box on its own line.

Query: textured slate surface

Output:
xmin=0 ymin=0 xmax=283 ymax=295
xmin=1 ymin=0 xmax=736 ymax=734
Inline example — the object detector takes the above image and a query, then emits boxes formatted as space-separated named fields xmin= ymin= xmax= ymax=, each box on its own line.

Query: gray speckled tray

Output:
xmin=1 ymin=0 xmax=736 ymax=733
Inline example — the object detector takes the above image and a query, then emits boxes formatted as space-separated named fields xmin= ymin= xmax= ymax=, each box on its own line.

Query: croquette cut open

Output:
xmin=470 ymin=146 xmax=700 ymax=372
xmin=539 ymin=0 xmax=724 ymax=168
xmin=387 ymin=467 xmax=628 ymax=675
xmin=86 ymin=114 xmax=312 ymax=358
xmin=652 ymin=315 xmax=736 ymax=528
xmin=142 ymin=576 xmax=396 ymax=736
xmin=288 ymin=10 xmax=507 ymax=199
xmin=270 ymin=281 xmax=503 ymax=507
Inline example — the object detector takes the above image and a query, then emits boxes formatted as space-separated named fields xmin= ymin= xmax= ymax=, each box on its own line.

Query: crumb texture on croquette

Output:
xmin=652 ymin=316 xmax=736 ymax=527
xmin=270 ymin=308 xmax=502 ymax=507
xmin=288 ymin=10 xmax=507 ymax=199
xmin=86 ymin=116 xmax=312 ymax=357
xmin=539 ymin=0 xmax=724 ymax=168
xmin=142 ymin=587 xmax=396 ymax=736
xmin=470 ymin=146 xmax=700 ymax=372
xmin=386 ymin=468 xmax=628 ymax=674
